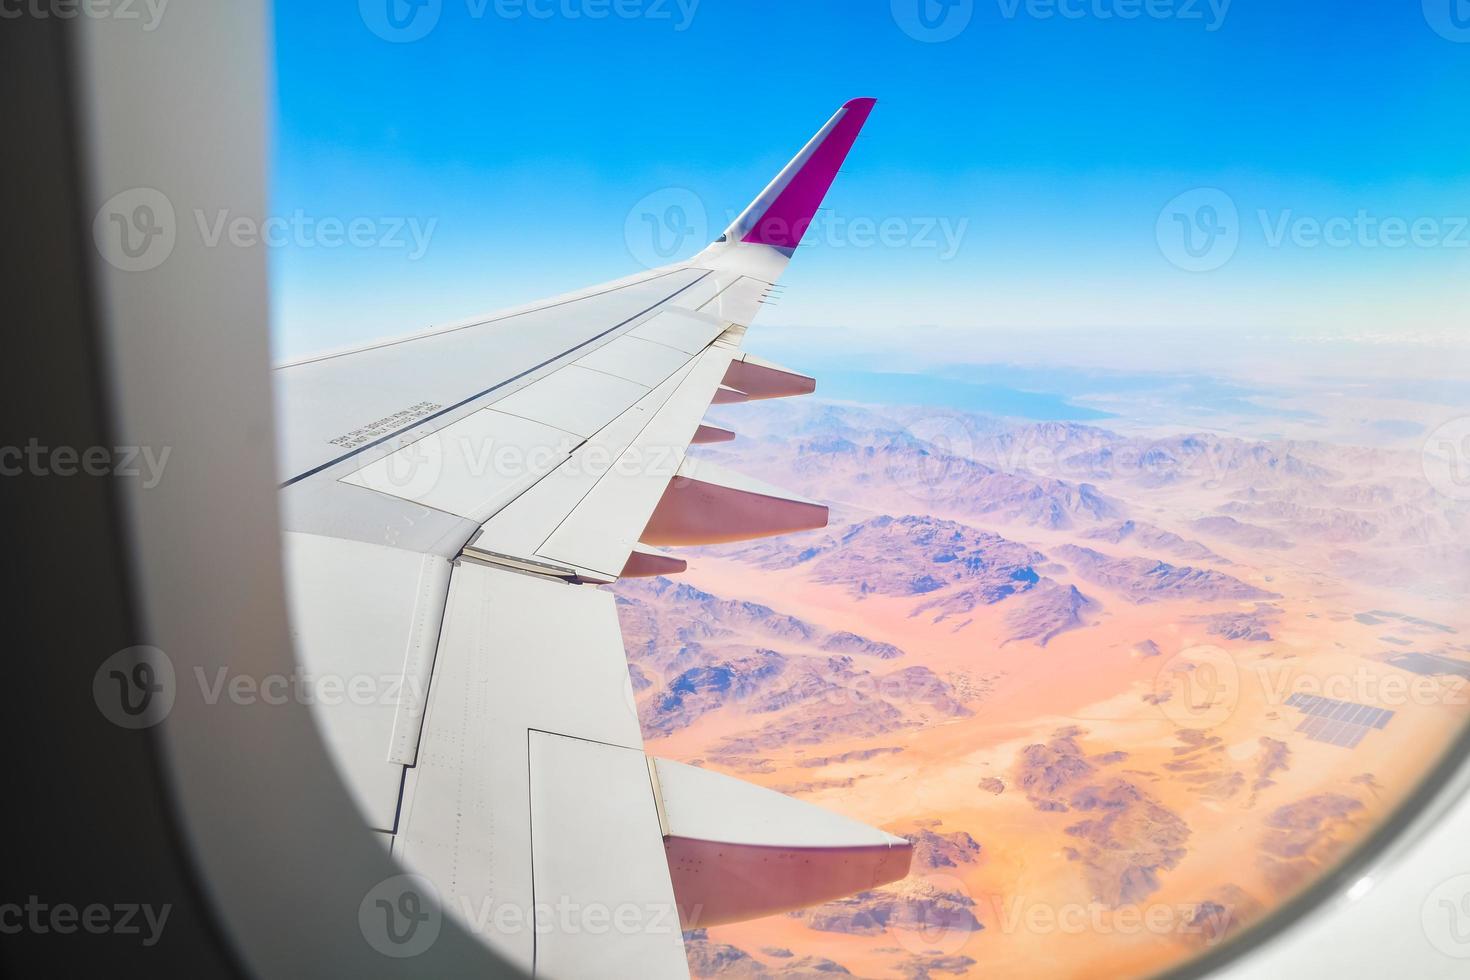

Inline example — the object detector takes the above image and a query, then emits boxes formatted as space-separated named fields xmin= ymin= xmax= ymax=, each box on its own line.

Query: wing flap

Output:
xmin=491 ymin=365 xmax=650 ymax=439
xmin=466 ymin=361 xmax=700 ymax=571
xmin=627 ymin=307 xmax=726 ymax=354
xmin=282 ymin=532 xmax=451 ymax=831
xmin=529 ymin=733 xmax=689 ymax=978
xmin=394 ymin=562 xmax=645 ymax=974
xmin=575 ymin=335 xmax=692 ymax=386
xmin=339 ymin=409 xmax=580 ymax=523
xmin=532 ymin=346 xmax=735 ymax=578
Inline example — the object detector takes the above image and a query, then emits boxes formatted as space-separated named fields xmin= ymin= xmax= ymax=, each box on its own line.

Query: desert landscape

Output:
xmin=609 ymin=392 xmax=1470 ymax=979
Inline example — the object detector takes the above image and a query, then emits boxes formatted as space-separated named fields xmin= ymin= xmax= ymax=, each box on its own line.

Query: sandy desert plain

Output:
xmin=608 ymin=391 xmax=1470 ymax=979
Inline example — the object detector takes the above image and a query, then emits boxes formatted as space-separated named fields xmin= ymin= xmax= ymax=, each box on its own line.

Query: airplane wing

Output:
xmin=275 ymin=97 xmax=911 ymax=977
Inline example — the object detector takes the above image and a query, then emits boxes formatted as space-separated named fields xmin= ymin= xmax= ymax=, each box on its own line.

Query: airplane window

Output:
xmin=265 ymin=4 xmax=1470 ymax=979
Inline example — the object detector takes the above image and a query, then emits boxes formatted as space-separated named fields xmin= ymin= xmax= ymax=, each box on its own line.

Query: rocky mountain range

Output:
xmin=607 ymin=398 xmax=1469 ymax=979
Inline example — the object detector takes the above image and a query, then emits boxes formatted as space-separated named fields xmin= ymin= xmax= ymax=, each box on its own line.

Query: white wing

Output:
xmin=278 ymin=97 xmax=911 ymax=977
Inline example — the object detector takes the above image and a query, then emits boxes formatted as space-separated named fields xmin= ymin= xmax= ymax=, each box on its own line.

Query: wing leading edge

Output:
xmin=280 ymin=98 xmax=909 ymax=976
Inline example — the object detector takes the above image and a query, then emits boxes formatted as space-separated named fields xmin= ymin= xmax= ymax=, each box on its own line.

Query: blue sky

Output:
xmin=271 ymin=1 xmax=1470 ymax=376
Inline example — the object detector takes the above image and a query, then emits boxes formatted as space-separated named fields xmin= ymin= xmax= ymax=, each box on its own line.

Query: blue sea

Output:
xmin=816 ymin=370 xmax=1113 ymax=421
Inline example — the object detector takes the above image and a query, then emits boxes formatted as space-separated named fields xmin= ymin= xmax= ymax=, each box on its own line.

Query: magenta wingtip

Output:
xmin=737 ymin=98 xmax=879 ymax=250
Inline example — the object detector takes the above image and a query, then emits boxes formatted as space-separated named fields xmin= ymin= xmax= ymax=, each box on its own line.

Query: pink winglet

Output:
xmin=740 ymin=97 xmax=877 ymax=249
